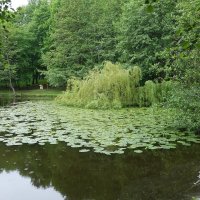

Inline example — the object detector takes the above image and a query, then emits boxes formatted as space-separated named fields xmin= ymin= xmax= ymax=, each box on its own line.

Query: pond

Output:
xmin=0 ymin=96 xmax=200 ymax=200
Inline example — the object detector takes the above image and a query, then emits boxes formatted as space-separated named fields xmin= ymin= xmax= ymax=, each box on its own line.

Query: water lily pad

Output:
xmin=134 ymin=150 xmax=143 ymax=153
xmin=79 ymin=149 xmax=90 ymax=153
xmin=0 ymin=101 xmax=199 ymax=155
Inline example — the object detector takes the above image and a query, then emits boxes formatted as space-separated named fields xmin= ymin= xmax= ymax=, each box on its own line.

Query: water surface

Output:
xmin=0 ymin=171 xmax=63 ymax=200
xmin=0 ymin=98 xmax=200 ymax=200
xmin=0 ymin=143 xmax=200 ymax=200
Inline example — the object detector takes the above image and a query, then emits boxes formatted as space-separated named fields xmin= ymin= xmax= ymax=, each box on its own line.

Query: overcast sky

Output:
xmin=11 ymin=0 xmax=28 ymax=9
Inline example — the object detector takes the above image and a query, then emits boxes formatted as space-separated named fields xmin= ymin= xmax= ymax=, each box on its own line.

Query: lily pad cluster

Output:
xmin=0 ymin=101 xmax=199 ymax=155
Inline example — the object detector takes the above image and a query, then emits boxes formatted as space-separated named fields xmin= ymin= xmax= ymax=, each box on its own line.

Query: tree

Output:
xmin=8 ymin=0 xmax=51 ymax=85
xmin=0 ymin=0 xmax=15 ymax=91
xmin=0 ymin=19 xmax=35 ymax=90
xmin=24 ymin=0 xmax=51 ymax=84
xmin=0 ymin=0 xmax=14 ymax=23
xmin=116 ymin=0 xmax=177 ymax=80
xmin=42 ymin=0 xmax=125 ymax=86
xmin=168 ymin=0 xmax=200 ymax=133
xmin=0 ymin=24 xmax=16 ymax=94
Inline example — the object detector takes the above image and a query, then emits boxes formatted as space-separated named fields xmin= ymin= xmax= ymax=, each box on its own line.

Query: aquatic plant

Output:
xmin=0 ymin=101 xmax=199 ymax=155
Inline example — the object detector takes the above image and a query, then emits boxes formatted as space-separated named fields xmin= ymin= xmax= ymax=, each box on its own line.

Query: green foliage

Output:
xmin=0 ymin=0 xmax=51 ymax=88
xmin=137 ymin=80 xmax=173 ymax=107
xmin=0 ymin=21 xmax=35 ymax=87
xmin=57 ymin=62 xmax=141 ymax=108
xmin=116 ymin=0 xmax=177 ymax=80
xmin=165 ymin=0 xmax=200 ymax=133
xmin=169 ymin=84 xmax=200 ymax=133
xmin=42 ymin=0 xmax=125 ymax=86
xmin=176 ymin=0 xmax=200 ymax=51
xmin=168 ymin=50 xmax=200 ymax=133
xmin=144 ymin=80 xmax=157 ymax=106
xmin=0 ymin=0 xmax=14 ymax=23
xmin=0 ymin=101 xmax=199 ymax=153
xmin=57 ymin=62 xmax=172 ymax=109
xmin=0 ymin=24 xmax=17 ymax=93
xmin=0 ymin=0 xmax=199 ymax=133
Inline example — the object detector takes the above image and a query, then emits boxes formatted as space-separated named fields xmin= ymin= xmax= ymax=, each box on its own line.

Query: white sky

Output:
xmin=11 ymin=0 xmax=29 ymax=9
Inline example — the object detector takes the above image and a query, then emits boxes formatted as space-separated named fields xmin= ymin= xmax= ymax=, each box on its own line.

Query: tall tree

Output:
xmin=0 ymin=0 xmax=14 ymax=22
xmin=42 ymin=0 xmax=125 ymax=86
xmin=116 ymin=0 xmax=177 ymax=80
xmin=167 ymin=0 xmax=200 ymax=132
xmin=0 ymin=21 xmax=35 ymax=90
xmin=27 ymin=0 xmax=51 ymax=84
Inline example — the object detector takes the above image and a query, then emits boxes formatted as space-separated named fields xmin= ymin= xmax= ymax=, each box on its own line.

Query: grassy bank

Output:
xmin=0 ymin=89 xmax=63 ymax=98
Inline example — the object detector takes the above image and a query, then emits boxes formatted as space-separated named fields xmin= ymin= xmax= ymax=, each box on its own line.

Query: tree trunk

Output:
xmin=9 ymin=75 xmax=16 ymax=96
xmin=6 ymin=52 xmax=16 ymax=97
xmin=7 ymin=63 xmax=16 ymax=97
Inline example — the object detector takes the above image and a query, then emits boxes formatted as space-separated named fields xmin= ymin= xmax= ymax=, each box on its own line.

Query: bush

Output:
xmin=169 ymin=83 xmax=200 ymax=133
xmin=56 ymin=61 xmax=173 ymax=109
xmin=168 ymin=49 xmax=200 ymax=133
xmin=56 ymin=62 xmax=141 ymax=108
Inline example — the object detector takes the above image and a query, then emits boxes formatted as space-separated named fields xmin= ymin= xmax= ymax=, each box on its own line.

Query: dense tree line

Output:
xmin=0 ymin=0 xmax=199 ymax=130
xmin=0 ymin=0 xmax=199 ymax=86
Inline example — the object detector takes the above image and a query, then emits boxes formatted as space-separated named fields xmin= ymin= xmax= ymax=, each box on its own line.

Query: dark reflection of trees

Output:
xmin=0 ymin=96 xmax=23 ymax=106
xmin=0 ymin=143 xmax=200 ymax=200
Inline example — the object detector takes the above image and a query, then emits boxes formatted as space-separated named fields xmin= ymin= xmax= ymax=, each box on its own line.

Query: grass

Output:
xmin=0 ymin=89 xmax=63 ymax=98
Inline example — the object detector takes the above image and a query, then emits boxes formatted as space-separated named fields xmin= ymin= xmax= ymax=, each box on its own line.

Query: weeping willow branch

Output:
xmin=57 ymin=61 xmax=172 ymax=109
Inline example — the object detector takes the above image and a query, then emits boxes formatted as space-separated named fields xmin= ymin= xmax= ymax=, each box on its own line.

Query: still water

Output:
xmin=0 ymin=171 xmax=63 ymax=200
xmin=0 ymin=143 xmax=200 ymax=200
xmin=0 ymin=97 xmax=200 ymax=200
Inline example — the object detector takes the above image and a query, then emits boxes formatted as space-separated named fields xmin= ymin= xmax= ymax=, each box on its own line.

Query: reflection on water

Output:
xmin=0 ymin=95 xmax=16 ymax=106
xmin=0 ymin=171 xmax=64 ymax=200
xmin=0 ymin=143 xmax=200 ymax=200
xmin=0 ymin=97 xmax=200 ymax=200
xmin=0 ymin=94 xmax=54 ymax=106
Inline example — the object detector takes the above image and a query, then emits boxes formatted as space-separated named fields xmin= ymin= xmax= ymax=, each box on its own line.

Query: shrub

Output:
xmin=56 ymin=61 xmax=173 ymax=109
xmin=57 ymin=62 xmax=142 ymax=108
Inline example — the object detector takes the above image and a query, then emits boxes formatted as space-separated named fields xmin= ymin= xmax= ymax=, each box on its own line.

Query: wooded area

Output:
xmin=0 ymin=0 xmax=199 ymax=132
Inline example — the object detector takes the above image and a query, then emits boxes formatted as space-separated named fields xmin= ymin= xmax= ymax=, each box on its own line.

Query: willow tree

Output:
xmin=57 ymin=62 xmax=142 ymax=109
